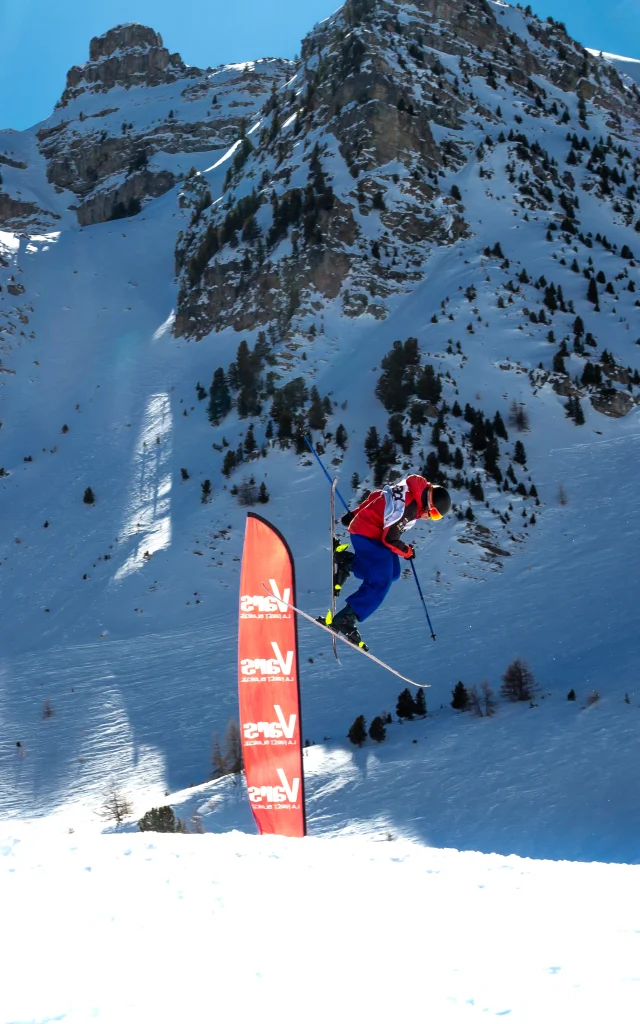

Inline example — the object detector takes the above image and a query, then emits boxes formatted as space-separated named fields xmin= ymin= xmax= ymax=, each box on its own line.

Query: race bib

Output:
xmin=382 ymin=481 xmax=414 ymax=530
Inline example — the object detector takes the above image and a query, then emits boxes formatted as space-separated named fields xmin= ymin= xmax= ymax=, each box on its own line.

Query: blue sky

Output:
xmin=1 ymin=0 xmax=639 ymax=131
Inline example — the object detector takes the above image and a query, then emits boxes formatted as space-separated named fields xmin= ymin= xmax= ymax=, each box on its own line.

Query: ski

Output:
xmin=261 ymin=583 xmax=429 ymax=689
xmin=330 ymin=477 xmax=339 ymax=662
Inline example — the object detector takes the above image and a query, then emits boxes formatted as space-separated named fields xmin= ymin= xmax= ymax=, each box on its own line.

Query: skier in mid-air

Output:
xmin=322 ymin=475 xmax=451 ymax=649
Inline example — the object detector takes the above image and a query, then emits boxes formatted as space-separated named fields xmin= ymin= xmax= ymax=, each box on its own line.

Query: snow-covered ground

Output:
xmin=2 ymin=831 xmax=639 ymax=1024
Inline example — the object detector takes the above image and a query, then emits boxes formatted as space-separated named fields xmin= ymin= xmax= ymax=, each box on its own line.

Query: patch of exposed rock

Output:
xmin=590 ymin=388 xmax=635 ymax=417
xmin=0 ymin=192 xmax=56 ymax=229
xmin=75 ymin=168 xmax=177 ymax=226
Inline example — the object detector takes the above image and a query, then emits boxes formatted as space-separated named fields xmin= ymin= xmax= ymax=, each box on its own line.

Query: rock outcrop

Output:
xmin=59 ymin=25 xmax=189 ymax=106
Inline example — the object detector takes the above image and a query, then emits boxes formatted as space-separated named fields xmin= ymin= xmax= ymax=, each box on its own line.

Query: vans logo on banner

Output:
xmin=243 ymin=704 xmax=297 ymax=742
xmin=240 ymin=641 xmax=294 ymax=678
xmin=240 ymin=579 xmax=290 ymax=615
xmin=248 ymin=768 xmax=301 ymax=805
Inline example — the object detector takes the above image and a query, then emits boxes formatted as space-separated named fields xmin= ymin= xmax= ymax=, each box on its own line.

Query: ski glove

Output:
xmin=341 ymin=510 xmax=356 ymax=528
xmin=402 ymin=545 xmax=415 ymax=560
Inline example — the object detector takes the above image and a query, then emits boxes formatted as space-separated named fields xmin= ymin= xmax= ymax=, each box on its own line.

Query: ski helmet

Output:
xmin=422 ymin=483 xmax=451 ymax=519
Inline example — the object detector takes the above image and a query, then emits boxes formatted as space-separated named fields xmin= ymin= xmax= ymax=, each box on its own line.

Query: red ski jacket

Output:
xmin=342 ymin=475 xmax=430 ymax=557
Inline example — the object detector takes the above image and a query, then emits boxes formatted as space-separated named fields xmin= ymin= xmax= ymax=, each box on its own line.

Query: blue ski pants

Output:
xmin=345 ymin=533 xmax=401 ymax=622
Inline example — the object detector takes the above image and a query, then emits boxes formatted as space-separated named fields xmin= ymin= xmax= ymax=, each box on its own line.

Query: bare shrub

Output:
xmin=190 ymin=811 xmax=205 ymax=834
xmin=509 ymin=399 xmax=530 ymax=431
xmin=236 ymin=476 xmax=259 ymax=506
xmin=586 ymin=690 xmax=600 ymax=706
xmin=467 ymin=683 xmax=482 ymax=717
xmin=558 ymin=484 xmax=568 ymax=505
xmin=481 ymin=679 xmax=497 ymax=717
xmin=223 ymin=719 xmax=243 ymax=773
xmin=211 ymin=732 xmax=226 ymax=779
xmin=211 ymin=720 xmax=244 ymax=778
xmin=100 ymin=782 xmax=132 ymax=825
xmin=42 ymin=699 xmax=54 ymax=719
xmin=501 ymin=658 xmax=538 ymax=702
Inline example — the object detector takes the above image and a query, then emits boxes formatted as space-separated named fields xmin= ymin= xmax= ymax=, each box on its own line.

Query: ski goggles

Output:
xmin=420 ymin=486 xmax=443 ymax=521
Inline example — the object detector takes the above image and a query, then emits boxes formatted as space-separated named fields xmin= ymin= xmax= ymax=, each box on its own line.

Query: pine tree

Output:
xmin=396 ymin=688 xmax=418 ymax=720
xmin=83 ymin=487 xmax=95 ymax=505
xmin=481 ymin=680 xmax=497 ymax=717
xmin=307 ymin=386 xmax=327 ymax=431
xmin=222 ymin=450 xmax=237 ymax=477
xmin=207 ymin=367 xmax=232 ymax=424
xmin=415 ymin=689 xmax=427 ymax=717
xmin=223 ymin=720 xmax=243 ymax=773
xmin=243 ymin=424 xmax=257 ymax=455
xmin=513 ymin=440 xmax=527 ymax=465
xmin=348 ymin=715 xmax=367 ymax=746
xmin=201 ymin=479 xmax=212 ymax=502
xmin=493 ymin=410 xmax=508 ymax=440
xmin=451 ymin=681 xmax=469 ymax=710
xmin=368 ymin=716 xmax=387 ymax=742
xmin=501 ymin=658 xmax=537 ymax=702
xmin=373 ymin=436 xmax=397 ymax=487
xmin=416 ymin=364 xmax=442 ymax=404
xmin=364 ymin=426 xmax=380 ymax=467
xmin=567 ymin=688 xmax=576 ymax=701
xmin=258 ymin=482 xmax=270 ymax=503
xmin=138 ymin=806 xmax=185 ymax=833
xmin=335 ymin=423 xmax=348 ymax=449
xmin=587 ymin=277 xmax=599 ymax=306
xmin=581 ymin=361 xmax=599 ymax=386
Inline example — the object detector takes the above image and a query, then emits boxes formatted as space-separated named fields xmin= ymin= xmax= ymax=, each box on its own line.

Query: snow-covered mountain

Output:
xmin=587 ymin=49 xmax=640 ymax=87
xmin=1 ymin=0 xmax=639 ymax=870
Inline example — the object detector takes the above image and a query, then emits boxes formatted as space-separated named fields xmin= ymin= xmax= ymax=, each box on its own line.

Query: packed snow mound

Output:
xmin=2 ymin=830 xmax=639 ymax=1023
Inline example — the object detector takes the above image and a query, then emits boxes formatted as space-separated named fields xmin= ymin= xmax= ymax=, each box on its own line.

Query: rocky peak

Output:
xmin=59 ymin=23 xmax=187 ymax=106
xmin=88 ymin=24 xmax=165 ymax=61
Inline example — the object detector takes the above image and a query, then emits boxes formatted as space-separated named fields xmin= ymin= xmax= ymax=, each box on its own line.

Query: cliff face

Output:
xmin=0 ymin=24 xmax=292 ymax=230
xmin=59 ymin=24 xmax=189 ymax=105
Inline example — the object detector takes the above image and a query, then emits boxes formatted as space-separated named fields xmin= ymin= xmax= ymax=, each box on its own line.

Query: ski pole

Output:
xmin=303 ymin=435 xmax=350 ymax=512
xmin=410 ymin=559 xmax=437 ymax=641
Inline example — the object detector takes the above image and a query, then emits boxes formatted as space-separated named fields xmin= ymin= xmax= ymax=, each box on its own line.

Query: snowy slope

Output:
xmin=1 ymin=2 xmax=640 ymax=870
xmin=587 ymin=50 xmax=640 ymax=86
xmin=2 ymin=831 xmax=639 ymax=1024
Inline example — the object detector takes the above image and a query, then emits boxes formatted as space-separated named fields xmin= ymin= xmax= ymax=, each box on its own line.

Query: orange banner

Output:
xmin=238 ymin=513 xmax=306 ymax=837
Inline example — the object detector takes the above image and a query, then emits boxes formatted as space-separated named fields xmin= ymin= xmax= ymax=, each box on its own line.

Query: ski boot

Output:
xmin=333 ymin=538 xmax=354 ymax=595
xmin=321 ymin=604 xmax=369 ymax=652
